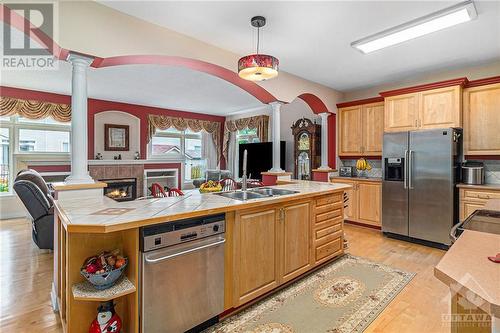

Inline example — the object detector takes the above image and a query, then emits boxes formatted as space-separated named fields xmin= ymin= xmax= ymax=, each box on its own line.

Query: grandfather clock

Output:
xmin=291 ymin=118 xmax=321 ymax=180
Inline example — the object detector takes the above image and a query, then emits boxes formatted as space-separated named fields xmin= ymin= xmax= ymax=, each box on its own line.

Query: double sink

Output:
xmin=215 ymin=187 xmax=299 ymax=201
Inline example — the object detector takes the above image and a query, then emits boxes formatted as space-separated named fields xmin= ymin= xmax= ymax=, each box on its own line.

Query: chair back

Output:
xmin=247 ymin=180 xmax=264 ymax=188
xmin=220 ymin=178 xmax=237 ymax=191
xmin=13 ymin=180 xmax=52 ymax=221
xmin=168 ymin=188 xmax=184 ymax=197
xmin=150 ymin=183 xmax=168 ymax=198
xmin=16 ymin=169 xmax=51 ymax=197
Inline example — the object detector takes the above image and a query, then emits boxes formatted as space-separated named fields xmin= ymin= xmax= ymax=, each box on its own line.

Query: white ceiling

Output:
xmin=99 ymin=1 xmax=500 ymax=91
xmin=1 ymin=62 xmax=264 ymax=115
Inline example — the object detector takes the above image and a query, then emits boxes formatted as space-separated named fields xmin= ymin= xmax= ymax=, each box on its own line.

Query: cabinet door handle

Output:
xmin=415 ymin=119 xmax=418 ymax=127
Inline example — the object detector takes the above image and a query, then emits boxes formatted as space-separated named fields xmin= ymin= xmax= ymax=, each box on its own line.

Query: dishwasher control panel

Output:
xmin=141 ymin=214 xmax=225 ymax=252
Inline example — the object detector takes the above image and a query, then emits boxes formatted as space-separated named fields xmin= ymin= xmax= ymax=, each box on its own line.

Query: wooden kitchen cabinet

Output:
xmin=280 ymin=202 xmax=312 ymax=283
xmin=384 ymin=92 xmax=419 ymax=132
xmin=233 ymin=208 xmax=279 ymax=305
xmin=463 ymin=82 xmax=500 ymax=155
xmin=331 ymin=178 xmax=381 ymax=227
xmin=338 ymin=105 xmax=362 ymax=155
xmin=420 ymin=86 xmax=462 ymax=129
xmin=358 ymin=182 xmax=382 ymax=225
xmin=338 ymin=102 xmax=384 ymax=157
xmin=459 ymin=187 xmax=500 ymax=221
xmin=384 ymin=85 xmax=462 ymax=132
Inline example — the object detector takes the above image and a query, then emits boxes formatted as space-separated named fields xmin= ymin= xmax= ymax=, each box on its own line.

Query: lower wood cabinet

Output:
xmin=459 ymin=187 xmax=500 ymax=221
xmin=231 ymin=195 xmax=344 ymax=307
xmin=331 ymin=178 xmax=381 ymax=227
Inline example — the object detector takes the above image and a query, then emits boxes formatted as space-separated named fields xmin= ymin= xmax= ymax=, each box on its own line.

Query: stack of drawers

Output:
xmin=459 ymin=186 xmax=500 ymax=221
xmin=313 ymin=193 xmax=344 ymax=265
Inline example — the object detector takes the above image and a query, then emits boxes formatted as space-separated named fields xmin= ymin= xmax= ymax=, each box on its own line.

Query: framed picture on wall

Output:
xmin=105 ymin=124 xmax=129 ymax=151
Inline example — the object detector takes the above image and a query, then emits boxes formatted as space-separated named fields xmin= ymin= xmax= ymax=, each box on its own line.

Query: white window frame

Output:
xmin=0 ymin=115 xmax=71 ymax=194
xmin=147 ymin=129 xmax=205 ymax=184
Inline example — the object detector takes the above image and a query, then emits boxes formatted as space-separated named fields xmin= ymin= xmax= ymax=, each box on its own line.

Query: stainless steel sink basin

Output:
xmin=250 ymin=188 xmax=299 ymax=196
xmin=215 ymin=191 xmax=270 ymax=201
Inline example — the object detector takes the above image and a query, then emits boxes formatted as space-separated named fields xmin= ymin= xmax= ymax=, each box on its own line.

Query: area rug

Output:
xmin=206 ymin=254 xmax=415 ymax=333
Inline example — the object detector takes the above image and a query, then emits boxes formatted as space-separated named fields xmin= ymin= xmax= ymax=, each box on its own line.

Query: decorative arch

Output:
xmin=296 ymin=93 xmax=330 ymax=114
xmin=1 ymin=4 xmax=278 ymax=105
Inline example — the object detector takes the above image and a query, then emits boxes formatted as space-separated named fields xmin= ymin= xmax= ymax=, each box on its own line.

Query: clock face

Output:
xmin=298 ymin=133 xmax=310 ymax=151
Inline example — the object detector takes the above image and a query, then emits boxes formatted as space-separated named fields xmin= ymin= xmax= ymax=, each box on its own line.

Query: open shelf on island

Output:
xmin=72 ymin=276 xmax=136 ymax=302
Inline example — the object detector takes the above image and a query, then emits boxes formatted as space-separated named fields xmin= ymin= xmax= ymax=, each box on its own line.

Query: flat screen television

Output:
xmin=238 ymin=141 xmax=286 ymax=180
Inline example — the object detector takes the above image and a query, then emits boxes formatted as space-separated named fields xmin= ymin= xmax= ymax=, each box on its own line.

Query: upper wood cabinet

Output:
xmin=338 ymin=101 xmax=384 ymax=156
xmin=463 ymin=83 xmax=500 ymax=155
xmin=339 ymin=105 xmax=362 ymax=155
xmin=420 ymin=86 xmax=462 ymax=129
xmin=384 ymin=85 xmax=462 ymax=132
xmin=384 ymin=92 xmax=419 ymax=132
xmin=362 ymin=102 xmax=385 ymax=155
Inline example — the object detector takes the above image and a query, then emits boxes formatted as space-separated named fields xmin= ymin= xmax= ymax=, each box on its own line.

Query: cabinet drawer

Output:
xmin=315 ymin=207 xmax=343 ymax=223
xmin=315 ymin=237 xmax=342 ymax=262
xmin=314 ymin=202 xmax=343 ymax=215
xmin=315 ymin=229 xmax=342 ymax=246
xmin=462 ymin=189 xmax=500 ymax=201
xmin=315 ymin=216 xmax=342 ymax=234
xmin=316 ymin=193 xmax=343 ymax=207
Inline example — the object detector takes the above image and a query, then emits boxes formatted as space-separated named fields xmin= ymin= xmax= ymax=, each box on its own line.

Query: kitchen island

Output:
xmin=435 ymin=199 xmax=500 ymax=332
xmin=53 ymin=181 xmax=350 ymax=333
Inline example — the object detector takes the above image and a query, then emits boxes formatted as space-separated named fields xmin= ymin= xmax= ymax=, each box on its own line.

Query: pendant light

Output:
xmin=238 ymin=16 xmax=279 ymax=81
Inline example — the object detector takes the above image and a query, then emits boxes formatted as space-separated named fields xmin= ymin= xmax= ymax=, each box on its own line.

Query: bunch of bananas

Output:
xmin=356 ymin=158 xmax=372 ymax=171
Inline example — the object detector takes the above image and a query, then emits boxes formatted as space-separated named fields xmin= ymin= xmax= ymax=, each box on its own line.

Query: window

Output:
xmin=0 ymin=115 xmax=71 ymax=193
xmin=148 ymin=128 xmax=207 ymax=182
xmin=237 ymin=128 xmax=260 ymax=144
xmin=0 ymin=128 xmax=10 ymax=193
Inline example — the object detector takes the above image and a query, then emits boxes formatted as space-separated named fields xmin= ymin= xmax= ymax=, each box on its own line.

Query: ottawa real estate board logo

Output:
xmin=1 ymin=2 xmax=58 ymax=70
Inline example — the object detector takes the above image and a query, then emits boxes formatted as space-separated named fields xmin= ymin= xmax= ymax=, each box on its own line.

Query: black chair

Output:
xmin=13 ymin=170 xmax=54 ymax=250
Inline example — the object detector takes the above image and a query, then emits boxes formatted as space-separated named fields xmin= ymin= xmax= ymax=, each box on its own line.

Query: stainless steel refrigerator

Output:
xmin=382 ymin=128 xmax=462 ymax=247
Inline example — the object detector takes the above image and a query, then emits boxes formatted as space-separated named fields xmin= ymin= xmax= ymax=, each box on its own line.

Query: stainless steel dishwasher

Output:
xmin=140 ymin=214 xmax=225 ymax=333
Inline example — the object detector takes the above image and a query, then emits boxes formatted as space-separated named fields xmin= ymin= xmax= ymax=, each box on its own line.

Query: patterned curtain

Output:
xmin=222 ymin=115 xmax=269 ymax=163
xmin=148 ymin=114 xmax=222 ymax=163
xmin=0 ymin=96 xmax=71 ymax=122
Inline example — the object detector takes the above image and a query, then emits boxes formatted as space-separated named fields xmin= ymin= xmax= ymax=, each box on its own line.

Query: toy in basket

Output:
xmin=81 ymin=249 xmax=128 ymax=290
xmin=199 ymin=180 xmax=222 ymax=193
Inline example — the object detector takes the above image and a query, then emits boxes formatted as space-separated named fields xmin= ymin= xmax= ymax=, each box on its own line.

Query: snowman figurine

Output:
xmin=89 ymin=301 xmax=122 ymax=333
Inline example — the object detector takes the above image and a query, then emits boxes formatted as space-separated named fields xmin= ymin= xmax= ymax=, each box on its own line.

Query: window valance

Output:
xmin=0 ymin=96 xmax=71 ymax=122
xmin=222 ymin=115 xmax=269 ymax=163
xmin=147 ymin=114 xmax=221 ymax=162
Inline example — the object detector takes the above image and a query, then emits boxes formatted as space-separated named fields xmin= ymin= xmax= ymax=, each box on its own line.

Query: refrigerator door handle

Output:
xmin=408 ymin=150 xmax=414 ymax=189
xmin=404 ymin=150 xmax=409 ymax=189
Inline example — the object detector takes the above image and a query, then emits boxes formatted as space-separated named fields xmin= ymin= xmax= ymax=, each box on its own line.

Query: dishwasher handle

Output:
xmin=144 ymin=238 xmax=226 ymax=264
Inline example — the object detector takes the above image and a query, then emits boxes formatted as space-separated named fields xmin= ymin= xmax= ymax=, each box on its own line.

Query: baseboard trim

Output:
xmin=345 ymin=220 xmax=381 ymax=230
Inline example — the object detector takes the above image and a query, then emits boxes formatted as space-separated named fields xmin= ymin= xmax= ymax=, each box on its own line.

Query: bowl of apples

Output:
xmin=81 ymin=249 xmax=128 ymax=290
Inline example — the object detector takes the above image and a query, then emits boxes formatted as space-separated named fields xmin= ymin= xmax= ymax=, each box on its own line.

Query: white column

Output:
xmin=65 ymin=53 xmax=94 ymax=184
xmin=269 ymin=102 xmax=284 ymax=172
xmin=318 ymin=112 xmax=330 ymax=170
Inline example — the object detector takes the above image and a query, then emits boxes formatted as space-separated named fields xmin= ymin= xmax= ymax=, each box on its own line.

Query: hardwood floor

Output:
xmin=0 ymin=219 xmax=449 ymax=333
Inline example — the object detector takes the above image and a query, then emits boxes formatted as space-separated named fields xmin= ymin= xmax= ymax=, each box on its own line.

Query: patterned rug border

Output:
xmin=206 ymin=254 xmax=416 ymax=333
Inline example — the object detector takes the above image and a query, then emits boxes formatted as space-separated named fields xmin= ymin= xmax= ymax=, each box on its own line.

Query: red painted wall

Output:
xmin=1 ymin=86 xmax=226 ymax=167
xmin=328 ymin=113 xmax=336 ymax=169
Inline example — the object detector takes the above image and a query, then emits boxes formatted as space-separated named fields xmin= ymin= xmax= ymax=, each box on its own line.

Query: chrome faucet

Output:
xmin=242 ymin=149 xmax=248 ymax=192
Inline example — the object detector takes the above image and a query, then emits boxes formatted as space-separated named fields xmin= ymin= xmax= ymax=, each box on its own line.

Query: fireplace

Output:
xmin=101 ymin=178 xmax=137 ymax=202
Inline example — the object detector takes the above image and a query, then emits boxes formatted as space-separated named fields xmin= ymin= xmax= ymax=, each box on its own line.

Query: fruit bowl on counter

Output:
xmin=199 ymin=180 xmax=222 ymax=193
xmin=356 ymin=158 xmax=372 ymax=178
xmin=81 ymin=249 xmax=128 ymax=290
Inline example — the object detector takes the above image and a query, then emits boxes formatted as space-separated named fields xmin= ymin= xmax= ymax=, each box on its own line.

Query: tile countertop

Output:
xmin=54 ymin=180 xmax=351 ymax=233
xmin=456 ymin=183 xmax=500 ymax=190
xmin=330 ymin=176 xmax=382 ymax=183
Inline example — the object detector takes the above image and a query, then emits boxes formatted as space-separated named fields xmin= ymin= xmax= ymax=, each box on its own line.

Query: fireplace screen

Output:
xmin=101 ymin=178 xmax=137 ymax=202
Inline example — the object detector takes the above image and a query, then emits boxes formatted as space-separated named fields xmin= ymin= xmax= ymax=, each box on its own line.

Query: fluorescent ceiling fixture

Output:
xmin=351 ymin=1 xmax=477 ymax=54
